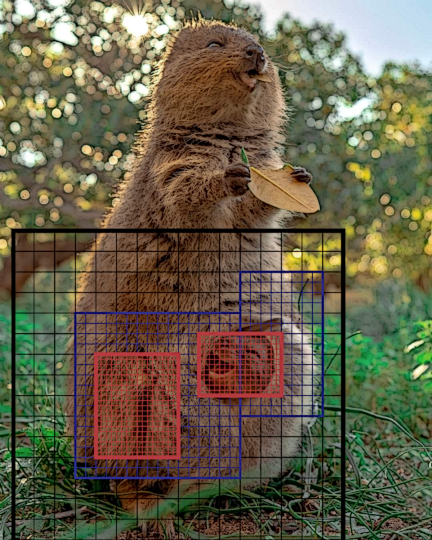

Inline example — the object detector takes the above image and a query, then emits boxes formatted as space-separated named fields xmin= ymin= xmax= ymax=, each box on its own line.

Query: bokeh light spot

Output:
xmin=122 ymin=14 xmax=149 ymax=37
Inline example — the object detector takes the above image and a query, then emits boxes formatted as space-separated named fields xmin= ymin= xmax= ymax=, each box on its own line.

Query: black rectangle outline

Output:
xmin=11 ymin=227 xmax=346 ymax=539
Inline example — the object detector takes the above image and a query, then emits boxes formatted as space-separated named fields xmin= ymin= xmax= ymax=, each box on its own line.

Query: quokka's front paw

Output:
xmin=291 ymin=166 xmax=313 ymax=184
xmin=225 ymin=163 xmax=251 ymax=196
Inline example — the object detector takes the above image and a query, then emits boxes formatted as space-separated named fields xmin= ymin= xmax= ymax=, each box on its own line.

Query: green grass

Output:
xmin=1 ymin=275 xmax=431 ymax=539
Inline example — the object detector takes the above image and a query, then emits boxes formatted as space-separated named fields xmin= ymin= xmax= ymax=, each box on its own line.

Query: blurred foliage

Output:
xmin=0 ymin=0 xmax=431 ymax=290
xmin=405 ymin=320 xmax=432 ymax=378
xmin=346 ymin=320 xmax=432 ymax=436
xmin=347 ymin=279 xmax=432 ymax=339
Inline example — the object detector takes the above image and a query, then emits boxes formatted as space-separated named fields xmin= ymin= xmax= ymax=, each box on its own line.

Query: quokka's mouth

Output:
xmin=239 ymin=69 xmax=272 ymax=91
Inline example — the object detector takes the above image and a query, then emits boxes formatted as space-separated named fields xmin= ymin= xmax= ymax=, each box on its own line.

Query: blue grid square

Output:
xmin=74 ymin=312 xmax=242 ymax=480
xmin=239 ymin=271 xmax=324 ymax=417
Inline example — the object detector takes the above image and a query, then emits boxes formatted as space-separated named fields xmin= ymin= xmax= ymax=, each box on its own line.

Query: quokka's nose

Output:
xmin=245 ymin=44 xmax=266 ymax=72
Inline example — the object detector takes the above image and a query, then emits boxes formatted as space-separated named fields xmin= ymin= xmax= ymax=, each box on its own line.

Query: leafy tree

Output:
xmin=0 ymin=0 xmax=430 ymax=292
xmin=0 ymin=0 xmax=260 ymax=290
xmin=343 ymin=63 xmax=432 ymax=288
xmin=264 ymin=16 xmax=431 ymax=287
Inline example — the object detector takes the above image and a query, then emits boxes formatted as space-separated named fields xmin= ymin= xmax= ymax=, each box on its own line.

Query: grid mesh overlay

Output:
xmin=93 ymin=352 xmax=181 ymax=460
xmin=197 ymin=332 xmax=284 ymax=398
xmin=12 ymin=228 xmax=345 ymax=540
xmin=239 ymin=271 xmax=324 ymax=417
xmin=74 ymin=312 xmax=242 ymax=480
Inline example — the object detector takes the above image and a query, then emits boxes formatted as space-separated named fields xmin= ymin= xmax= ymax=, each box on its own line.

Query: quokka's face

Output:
xmin=155 ymin=22 xmax=282 ymax=121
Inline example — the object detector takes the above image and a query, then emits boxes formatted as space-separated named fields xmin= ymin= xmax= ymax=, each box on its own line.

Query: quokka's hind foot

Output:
xmin=111 ymin=480 xmax=179 ymax=539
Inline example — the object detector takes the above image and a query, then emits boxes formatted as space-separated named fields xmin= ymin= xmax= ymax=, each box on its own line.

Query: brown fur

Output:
xmin=66 ymin=19 xmax=314 ymax=538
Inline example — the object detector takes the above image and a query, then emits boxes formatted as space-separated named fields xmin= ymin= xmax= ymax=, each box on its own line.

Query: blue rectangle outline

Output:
xmin=73 ymin=310 xmax=243 ymax=480
xmin=238 ymin=270 xmax=325 ymax=418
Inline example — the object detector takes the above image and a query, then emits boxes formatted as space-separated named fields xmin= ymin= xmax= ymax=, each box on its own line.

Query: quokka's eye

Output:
xmin=207 ymin=41 xmax=223 ymax=48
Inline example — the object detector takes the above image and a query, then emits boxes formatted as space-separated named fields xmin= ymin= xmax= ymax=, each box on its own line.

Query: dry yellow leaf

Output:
xmin=255 ymin=73 xmax=272 ymax=83
xmin=249 ymin=166 xmax=320 ymax=213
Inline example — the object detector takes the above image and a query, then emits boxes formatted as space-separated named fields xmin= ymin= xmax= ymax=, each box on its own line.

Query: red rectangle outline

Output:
xmin=197 ymin=332 xmax=284 ymax=398
xmin=94 ymin=352 xmax=181 ymax=460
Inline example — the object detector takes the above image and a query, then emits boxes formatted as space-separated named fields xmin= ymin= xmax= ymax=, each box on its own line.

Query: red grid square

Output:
xmin=197 ymin=332 xmax=284 ymax=398
xmin=94 ymin=352 xmax=181 ymax=459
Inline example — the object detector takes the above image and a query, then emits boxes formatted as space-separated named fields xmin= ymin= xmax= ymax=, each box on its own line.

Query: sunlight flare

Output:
xmin=122 ymin=13 xmax=149 ymax=37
